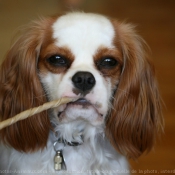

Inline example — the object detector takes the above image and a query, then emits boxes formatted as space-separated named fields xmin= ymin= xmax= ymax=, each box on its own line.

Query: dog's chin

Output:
xmin=55 ymin=98 xmax=104 ymax=126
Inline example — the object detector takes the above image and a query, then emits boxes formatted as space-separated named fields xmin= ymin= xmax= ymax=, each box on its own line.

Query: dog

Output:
xmin=0 ymin=12 xmax=163 ymax=175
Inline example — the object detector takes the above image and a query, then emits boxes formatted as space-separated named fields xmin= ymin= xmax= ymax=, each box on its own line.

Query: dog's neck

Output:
xmin=52 ymin=119 xmax=105 ymax=146
xmin=58 ymin=137 xmax=83 ymax=146
xmin=51 ymin=119 xmax=105 ymax=171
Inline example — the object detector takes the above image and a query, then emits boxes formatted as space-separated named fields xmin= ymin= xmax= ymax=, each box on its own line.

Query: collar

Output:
xmin=53 ymin=135 xmax=84 ymax=171
xmin=57 ymin=135 xmax=84 ymax=147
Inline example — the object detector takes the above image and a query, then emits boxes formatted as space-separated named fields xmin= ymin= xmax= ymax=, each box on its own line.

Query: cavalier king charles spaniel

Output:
xmin=0 ymin=12 xmax=163 ymax=174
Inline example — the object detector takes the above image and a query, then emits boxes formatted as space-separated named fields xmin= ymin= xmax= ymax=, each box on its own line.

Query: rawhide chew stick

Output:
xmin=0 ymin=97 xmax=76 ymax=130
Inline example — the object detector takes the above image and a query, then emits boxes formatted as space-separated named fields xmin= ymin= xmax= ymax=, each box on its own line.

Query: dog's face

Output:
xmin=0 ymin=12 xmax=163 ymax=159
xmin=39 ymin=13 xmax=122 ymax=126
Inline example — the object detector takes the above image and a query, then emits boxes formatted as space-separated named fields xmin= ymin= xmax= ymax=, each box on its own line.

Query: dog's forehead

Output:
xmin=52 ymin=13 xmax=115 ymax=58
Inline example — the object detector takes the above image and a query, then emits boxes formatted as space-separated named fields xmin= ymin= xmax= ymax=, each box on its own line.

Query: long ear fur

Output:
xmin=106 ymin=21 xmax=164 ymax=159
xmin=0 ymin=18 xmax=54 ymax=152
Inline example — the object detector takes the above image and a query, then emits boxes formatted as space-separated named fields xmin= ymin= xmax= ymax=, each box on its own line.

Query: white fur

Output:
xmin=42 ymin=12 xmax=116 ymax=124
xmin=0 ymin=12 xmax=129 ymax=175
xmin=0 ymin=130 xmax=129 ymax=175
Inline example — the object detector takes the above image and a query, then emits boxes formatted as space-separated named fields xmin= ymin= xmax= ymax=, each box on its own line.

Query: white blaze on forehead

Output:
xmin=52 ymin=12 xmax=115 ymax=63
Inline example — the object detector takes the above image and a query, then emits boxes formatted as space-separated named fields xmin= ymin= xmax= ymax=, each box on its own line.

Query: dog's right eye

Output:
xmin=47 ymin=55 xmax=68 ymax=67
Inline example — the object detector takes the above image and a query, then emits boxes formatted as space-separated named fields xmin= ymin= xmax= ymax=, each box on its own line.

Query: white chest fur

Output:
xmin=0 ymin=131 xmax=129 ymax=175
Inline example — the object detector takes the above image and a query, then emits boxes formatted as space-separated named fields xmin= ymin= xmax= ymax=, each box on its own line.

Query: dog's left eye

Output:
xmin=47 ymin=55 xmax=68 ymax=66
xmin=98 ymin=57 xmax=118 ymax=68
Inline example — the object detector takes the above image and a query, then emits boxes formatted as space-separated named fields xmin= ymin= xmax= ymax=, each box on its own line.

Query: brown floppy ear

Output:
xmin=0 ymin=18 xmax=54 ymax=152
xmin=106 ymin=21 xmax=164 ymax=159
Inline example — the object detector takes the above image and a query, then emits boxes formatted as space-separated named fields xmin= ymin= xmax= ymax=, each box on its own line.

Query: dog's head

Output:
xmin=0 ymin=12 xmax=163 ymax=159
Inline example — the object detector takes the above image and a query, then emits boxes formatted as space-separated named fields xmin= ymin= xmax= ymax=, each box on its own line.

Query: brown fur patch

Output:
xmin=94 ymin=46 xmax=123 ymax=90
xmin=0 ymin=16 xmax=59 ymax=152
xmin=39 ymin=45 xmax=74 ymax=74
xmin=105 ymin=19 xmax=164 ymax=159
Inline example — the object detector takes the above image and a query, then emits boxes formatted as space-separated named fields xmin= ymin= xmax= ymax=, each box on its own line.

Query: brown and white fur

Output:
xmin=0 ymin=12 xmax=163 ymax=175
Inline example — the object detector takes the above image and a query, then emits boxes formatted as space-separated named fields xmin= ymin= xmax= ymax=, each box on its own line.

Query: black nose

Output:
xmin=72 ymin=71 xmax=96 ymax=92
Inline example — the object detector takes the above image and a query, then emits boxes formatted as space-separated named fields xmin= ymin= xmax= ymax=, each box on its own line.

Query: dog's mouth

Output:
xmin=69 ymin=98 xmax=91 ymax=106
xmin=57 ymin=98 xmax=94 ymax=117
xmin=56 ymin=97 xmax=104 ymax=124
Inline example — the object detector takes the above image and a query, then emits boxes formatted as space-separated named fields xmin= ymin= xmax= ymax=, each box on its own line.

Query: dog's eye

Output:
xmin=47 ymin=55 xmax=68 ymax=66
xmin=98 ymin=57 xmax=118 ymax=68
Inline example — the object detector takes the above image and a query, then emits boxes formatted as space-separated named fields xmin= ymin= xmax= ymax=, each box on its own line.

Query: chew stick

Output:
xmin=0 ymin=97 xmax=76 ymax=130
